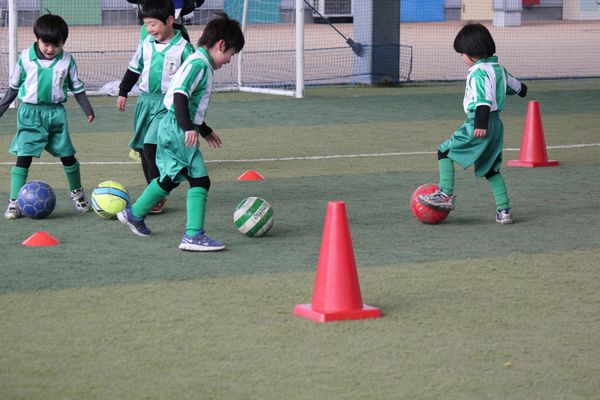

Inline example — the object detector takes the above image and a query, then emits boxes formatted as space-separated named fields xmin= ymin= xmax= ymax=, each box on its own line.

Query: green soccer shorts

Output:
xmin=9 ymin=103 xmax=76 ymax=158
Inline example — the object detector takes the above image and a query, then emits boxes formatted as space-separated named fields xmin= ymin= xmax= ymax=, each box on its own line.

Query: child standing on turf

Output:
xmin=117 ymin=12 xmax=245 ymax=251
xmin=419 ymin=22 xmax=527 ymax=224
xmin=117 ymin=0 xmax=195 ymax=214
xmin=0 ymin=13 xmax=95 ymax=220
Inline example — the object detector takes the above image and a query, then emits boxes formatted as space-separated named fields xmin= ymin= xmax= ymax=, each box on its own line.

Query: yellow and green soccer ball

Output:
xmin=91 ymin=181 xmax=129 ymax=219
xmin=233 ymin=197 xmax=274 ymax=237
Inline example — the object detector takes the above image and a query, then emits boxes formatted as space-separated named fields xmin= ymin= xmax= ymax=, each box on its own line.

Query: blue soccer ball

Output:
xmin=17 ymin=180 xmax=56 ymax=219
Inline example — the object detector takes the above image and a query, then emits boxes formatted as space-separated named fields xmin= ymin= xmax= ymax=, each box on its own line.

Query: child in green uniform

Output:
xmin=118 ymin=12 xmax=245 ymax=251
xmin=117 ymin=0 xmax=195 ymax=214
xmin=0 ymin=13 xmax=95 ymax=220
xmin=419 ymin=23 xmax=527 ymax=224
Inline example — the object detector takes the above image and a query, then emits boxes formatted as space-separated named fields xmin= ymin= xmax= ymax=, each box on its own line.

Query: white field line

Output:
xmin=0 ymin=143 xmax=599 ymax=166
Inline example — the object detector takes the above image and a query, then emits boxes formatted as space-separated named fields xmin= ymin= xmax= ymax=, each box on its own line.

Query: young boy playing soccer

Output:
xmin=0 ymin=13 xmax=95 ymax=219
xmin=117 ymin=0 xmax=195 ymax=214
xmin=117 ymin=12 xmax=245 ymax=251
xmin=419 ymin=22 xmax=527 ymax=224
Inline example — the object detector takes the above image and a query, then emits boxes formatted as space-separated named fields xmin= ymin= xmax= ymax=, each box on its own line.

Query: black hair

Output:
xmin=197 ymin=12 xmax=245 ymax=53
xmin=453 ymin=22 xmax=496 ymax=58
xmin=33 ymin=13 xmax=68 ymax=46
xmin=139 ymin=0 xmax=175 ymax=24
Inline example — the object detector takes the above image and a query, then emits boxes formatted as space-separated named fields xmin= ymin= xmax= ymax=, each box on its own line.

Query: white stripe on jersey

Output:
xmin=11 ymin=46 xmax=84 ymax=104
xmin=163 ymin=48 xmax=214 ymax=126
xmin=128 ymin=32 xmax=192 ymax=94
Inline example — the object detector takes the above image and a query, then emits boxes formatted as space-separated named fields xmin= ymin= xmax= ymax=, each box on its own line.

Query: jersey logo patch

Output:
xmin=54 ymin=70 xmax=66 ymax=87
xmin=165 ymin=57 xmax=179 ymax=75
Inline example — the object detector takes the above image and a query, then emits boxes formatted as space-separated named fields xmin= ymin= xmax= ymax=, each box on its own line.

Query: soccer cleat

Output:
xmin=4 ymin=199 xmax=22 ymax=220
xmin=418 ymin=190 xmax=456 ymax=210
xmin=129 ymin=148 xmax=142 ymax=163
xmin=178 ymin=230 xmax=225 ymax=252
xmin=117 ymin=206 xmax=151 ymax=237
xmin=149 ymin=197 xmax=168 ymax=214
xmin=496 ymin=208 xmax=513 ymax=224
xmin=70 ymin=187 xmax=90 ymax=212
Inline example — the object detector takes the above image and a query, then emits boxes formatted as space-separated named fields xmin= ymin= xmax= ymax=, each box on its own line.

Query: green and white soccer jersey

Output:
xmin=463 ymin=56 xmax=522 ymax=114
xmin=155 ymin=48 xmax=215 ymax=182
xmin=10 ymin=44 xmax=84 ymax=104
xmin=128 ymin=30 xmax=195 ymax=95
xmin=163 ymin=47 xmax=214 ymax=125
xmin=440 ymin=57 xmax=522 ymax=177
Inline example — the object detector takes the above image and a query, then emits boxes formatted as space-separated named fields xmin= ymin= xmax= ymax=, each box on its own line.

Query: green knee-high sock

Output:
xmin=438 ymin=158 xmax=455 ymax=195
xmin=186 ymin=187 xmax=208 ymax=237
xmin=10 ymin=166 xmax=29 ymax=200
xmin=63 ymin=161 xmax=82 ymax=191
xmin=487 ymin=173 xmax=510 ymax=210
xmin=131 ymin=178 xmax=169 ymax=218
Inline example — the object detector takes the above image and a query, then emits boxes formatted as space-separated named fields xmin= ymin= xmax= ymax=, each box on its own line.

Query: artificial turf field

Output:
xmin=1 ymin=79 xmax=599 ymax=399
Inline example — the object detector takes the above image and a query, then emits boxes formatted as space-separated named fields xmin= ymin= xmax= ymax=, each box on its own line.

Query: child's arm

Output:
xmin=505 ymin=68 xmax=527 ymax=97
xmin=474 ymin=105 xmax=490 ymax=138
xmin=65 ymin=56 xmax=93 ymax=122
xmin=116 ymin=69 xmax=141 ymax=111
xmin=0 ymin=87 xmax=18 ymax=119
xmin=117 ymin=42 xmax=144 ymax=111
xmin=1 ymin=55 xmax=25 ymax=118
xmin=173 ymin=93 xmax=221 ymax=148
xmin=73 ymin=92 xmax=95 ymax=123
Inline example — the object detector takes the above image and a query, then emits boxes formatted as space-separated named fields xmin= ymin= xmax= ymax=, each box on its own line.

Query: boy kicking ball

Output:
xmin=117 ymin=12 xmax=244 ymax=251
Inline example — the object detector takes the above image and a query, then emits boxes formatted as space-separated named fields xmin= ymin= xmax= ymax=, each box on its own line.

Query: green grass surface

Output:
xmin=1 ymin=80 xmax=599 ymax=399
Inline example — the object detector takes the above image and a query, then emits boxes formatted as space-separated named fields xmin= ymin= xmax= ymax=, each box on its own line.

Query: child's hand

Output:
xmin=87 ymin=115 xmax=95 ymax=123
xmin=116 ymin=96 xmax=127 ymax=112
xmin=185 ymin=129 xmax=198 ymax=147
xmin=203 ymin=131 xmax=222 ymax=149
xmin=474 ymin=128 xmax=487 ymax=138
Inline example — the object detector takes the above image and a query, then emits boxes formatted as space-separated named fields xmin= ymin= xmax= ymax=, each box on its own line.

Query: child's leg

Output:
xmin=485 ymin=170 xmax=510 ymax=210
xmin=144 ymin=143 xmax=168 ymax=214
xmin=186 ymin=185 xmax=208 ymax=236
xmin=142 ymin=144 xmax=160 ymax=182
xmin=138 ymin=147 xmax=152 ymax=184
xmin=9 ymin=157 xmax=32 ymax=199
xmin=438 ymin=150 xmax=455 ymax=195
xmin=419 ymin=150 xmax=456 ymax=210
xmin=178 ymin=176 xmax=224 ymax=251
xmin=61 ymin=156 xmax=82 ymax=191
xmin=5 ymin=159 xmax=30 ymax=219
xmin=131 ymin=177 xmax=172 ymax=218
xmin=62 ymin=156 xmax=91 ymax=212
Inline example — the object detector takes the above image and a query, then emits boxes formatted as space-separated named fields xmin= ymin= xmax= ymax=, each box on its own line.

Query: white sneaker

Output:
xmin=70 ymin=187 xmax=90 ymax=212
xmin=496 ymin=208 xmax=513 ymax=224
xmin=4 ymin=199 xmax=22 ymax=220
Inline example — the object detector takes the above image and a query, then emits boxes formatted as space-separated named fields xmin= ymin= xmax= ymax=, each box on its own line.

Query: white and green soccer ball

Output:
xmin=91 ymin=181 xmax=129 ymax=219
xmin=233 ymin=196 xmax=274 ymax=237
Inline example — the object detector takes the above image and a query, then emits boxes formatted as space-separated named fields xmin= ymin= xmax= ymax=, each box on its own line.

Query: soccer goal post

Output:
xmin=2 ymin=0 xmax=305 ymax=99
xmin=235 ymin=0 xmax=304 ymax=98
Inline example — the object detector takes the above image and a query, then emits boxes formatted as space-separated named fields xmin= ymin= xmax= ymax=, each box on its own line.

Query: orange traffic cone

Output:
xmin=22 ymin=231 xmax=60 ymax=246
xmin=508 ymin=100 xmax=559 ymax=168
xmin=237 ymin=170 xmax=264 ymax=181
xmin=294 ymin=201 xmax=381 ymax=322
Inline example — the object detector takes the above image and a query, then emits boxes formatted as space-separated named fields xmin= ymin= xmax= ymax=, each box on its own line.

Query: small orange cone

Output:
xmin=294 ymin=201 xmax=381 ymax=322
xmin=22 ymin=231 xmax=60 ymax=246
xmin=237 ymin=170 xmax=264 ymax=181
xmin=508 ymin=100 xmax=559 ymax=168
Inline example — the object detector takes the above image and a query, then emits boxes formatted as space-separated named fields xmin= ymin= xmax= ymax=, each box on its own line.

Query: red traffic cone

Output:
xmin=237 ymin=170 xmax=264 ymax=181
xmin=508 ymin=100 xmax=559 ymax=168
xmin=294 ymin=201 xmax=381 ymax=322
xmin=22 ymin=231 xmax=60 ymax=246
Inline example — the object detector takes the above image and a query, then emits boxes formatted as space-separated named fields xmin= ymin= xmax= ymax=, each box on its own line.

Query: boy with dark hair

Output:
xmin=117 ymin=0 xmax=195 ymax=214
xmin=419 ymin=22 xmax=528 ymax=224
xmin=0 ymin=13 xmax=95 ymax=219
xmin=118 ymin=12 xmax=245 ymax=252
